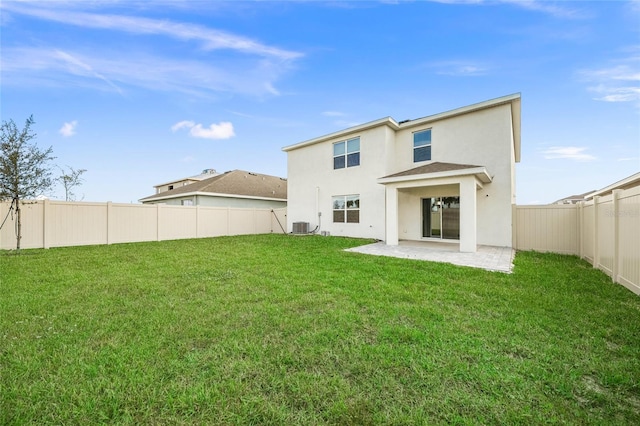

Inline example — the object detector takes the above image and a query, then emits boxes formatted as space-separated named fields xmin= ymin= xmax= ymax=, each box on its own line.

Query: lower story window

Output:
xmin=333 ymin=194 xmax=360 ymax=223
xmin=181 ymin=199 xmax=194 ymax=206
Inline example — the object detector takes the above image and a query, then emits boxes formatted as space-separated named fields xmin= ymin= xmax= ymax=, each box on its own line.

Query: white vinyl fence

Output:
xmin=514 ymin=185 xmax=640 ymax=295
xmin=0 ymin=200 xmax=287 ymax=250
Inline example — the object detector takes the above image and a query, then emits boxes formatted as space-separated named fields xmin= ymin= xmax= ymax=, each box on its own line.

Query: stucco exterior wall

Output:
xmin=286 ymin=125 xmax=393 ymax=239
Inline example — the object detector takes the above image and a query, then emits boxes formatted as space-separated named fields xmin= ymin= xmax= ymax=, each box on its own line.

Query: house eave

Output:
xmin=282 ymin=117 xmax=399 ymax=152
xmin=282 ymin=93 xmax=521 ymax=158
xmin=377 ymin=167 xmax=493 ymax=185
xmin=140 ymin=191 xmax=287 ymax=203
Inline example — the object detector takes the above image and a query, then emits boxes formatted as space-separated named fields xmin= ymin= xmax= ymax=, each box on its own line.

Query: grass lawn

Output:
xmin=1 ymin=234 xmax=639 ymax=425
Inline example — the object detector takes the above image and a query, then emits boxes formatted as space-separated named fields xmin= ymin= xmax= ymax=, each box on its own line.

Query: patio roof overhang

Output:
xmin=377 ymin=162 xmax=492 ymax=189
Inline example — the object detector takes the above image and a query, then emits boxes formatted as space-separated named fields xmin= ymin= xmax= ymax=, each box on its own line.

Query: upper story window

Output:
xmin=333 ymin=137 xmax=360 ymax=169
xmin=413 ymin=129 xmax=431 ymax=163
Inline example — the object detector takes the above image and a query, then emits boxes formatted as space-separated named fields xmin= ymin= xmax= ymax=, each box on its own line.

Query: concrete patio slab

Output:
xmin=345 ymin=240 xmax=515 ymax=273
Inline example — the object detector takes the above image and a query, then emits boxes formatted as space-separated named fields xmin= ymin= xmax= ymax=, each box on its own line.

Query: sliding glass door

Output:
xmin=422 ymin=197 xmax=460 ymax=240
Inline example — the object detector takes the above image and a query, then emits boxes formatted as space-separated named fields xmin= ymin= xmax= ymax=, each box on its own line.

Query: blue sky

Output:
xmin=1 ymin=0 xmax=638 ymax=204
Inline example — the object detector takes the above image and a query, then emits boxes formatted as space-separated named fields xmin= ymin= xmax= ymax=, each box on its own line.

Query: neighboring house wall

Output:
xmin=285 ymin=95 xmax=519 ymax=249
xmin=144 ymin=195 xmax=287 ymax=209
xmin=155 ymin=179 xmax=198 ymax=194
xmin=141 ymin=170 xmax=287 ymax=209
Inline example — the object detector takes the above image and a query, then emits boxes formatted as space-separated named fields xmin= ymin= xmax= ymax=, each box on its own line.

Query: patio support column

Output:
xmin=385 ymin=186 xmax=399 ymax=245
xmin=459 ymin=177 xmax=477 ymax=252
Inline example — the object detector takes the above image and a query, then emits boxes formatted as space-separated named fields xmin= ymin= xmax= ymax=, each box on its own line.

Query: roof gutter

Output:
xmin=139 ymin=191 xmax=287 ymax=203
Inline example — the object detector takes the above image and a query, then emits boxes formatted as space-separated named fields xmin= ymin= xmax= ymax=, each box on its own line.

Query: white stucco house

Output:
xmin=282 ymin=93 xmax=521 ymax=252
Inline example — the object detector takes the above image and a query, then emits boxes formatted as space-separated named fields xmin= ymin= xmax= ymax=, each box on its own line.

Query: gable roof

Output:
xmin=282 ymin=93 xmax=521 ymax=162
xmin=140 ymin=170 xmax=287 ymax=202
xmin=378 ymin=162 xmax=493 ymax=185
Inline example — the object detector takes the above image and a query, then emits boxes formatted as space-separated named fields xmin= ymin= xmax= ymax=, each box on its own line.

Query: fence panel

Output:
xmin=0 ymin=201 xmax=45 ymax=249
xmin=229 ymin=208 xmax=257 ymax=235
xmin=46 ymin=201 xmax=108 ymax=248
xmin=581 ymin=204 xmax=595 ymax=263
xmin=110 ymin=203 xmax=158 ymax=244
xmin=197 ymin=207 xmax=230 ymax=237
xmin=271 ymin=208 xmax=287 ymax=234
xmin=617 ymin=187 xmax=640 ymax=293
xmin=596 ymin=195 xmax=615 ymax=275
xmin=515 ymin=189 xmax=639 ymax=295
xmin=0 ymin=200 xmax=287 ymax=250
xmin=514 ymin=205 xmax=578 ymax=254
xmin=159 ymin=205 xmax=198 ymax=241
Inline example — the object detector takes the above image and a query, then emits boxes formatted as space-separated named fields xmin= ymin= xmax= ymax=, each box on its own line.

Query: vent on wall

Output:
xmin=292 ymin=222 xmax=309 ymax=234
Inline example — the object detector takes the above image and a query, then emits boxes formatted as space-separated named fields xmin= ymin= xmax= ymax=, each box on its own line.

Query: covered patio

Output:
xmin=377 ymin=162 xmax=493 ymax=253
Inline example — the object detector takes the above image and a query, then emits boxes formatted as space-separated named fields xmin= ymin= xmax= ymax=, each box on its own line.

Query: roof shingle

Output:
xmin=140 ymin=170 xmax=287 ymax=202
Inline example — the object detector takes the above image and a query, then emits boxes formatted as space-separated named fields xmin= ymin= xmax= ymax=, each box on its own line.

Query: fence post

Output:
xmin=43 ymin=199 xmax=50 ymax=249
xmin=612 ymin=190 xmax=621 ymax=284
xmin=578 ymin=202 xmax=584 ymax=259
xmin=593 ymin=196 xmax=599 ymax=269
xmin=106 ymin=202 xmax=112 ymax=245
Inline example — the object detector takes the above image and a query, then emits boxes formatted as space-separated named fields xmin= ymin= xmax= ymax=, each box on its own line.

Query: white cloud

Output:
xmin=1 ymin=47 xmax=292 ymax=97
xmin=59 ymin=120 xmax=78 ymax=137
xmin=322 ymin=111 xmax=346 ymax=117
xmin=0 ymin=3 xmax=302 ymax=98
xmin=426 ymin=60 xmax=490 ymax=76
xmin=171 ymin=120 xmax=195 ymax=132
xmin=190 ymin=122 xmax=235 ymax=139
xmin=430 ymin=0 xmax=588 ymax=19
xmin=580 ymin=49 xmax=640 ymax=104
xmin=541 ymin=146 xmax=597 ymax=162
xmin=2 ymin=3 xmax=302 ymax=61
xmin=172 ymin=120 xmax=235 ymax=140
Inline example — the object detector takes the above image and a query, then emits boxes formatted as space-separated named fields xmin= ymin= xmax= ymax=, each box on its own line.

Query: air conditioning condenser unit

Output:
xmin=292 ymin=222 xmax=309 ymax=234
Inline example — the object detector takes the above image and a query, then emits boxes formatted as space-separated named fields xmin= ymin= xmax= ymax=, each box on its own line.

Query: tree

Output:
xmin=58 ymin=166 xmax=87 ymax=201
xmin=0 ymin=116 xmax=55 ymax=250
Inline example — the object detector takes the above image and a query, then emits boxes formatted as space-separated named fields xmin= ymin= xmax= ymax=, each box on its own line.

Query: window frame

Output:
xmin=413 ymin=129 xmax=432 ymax=163
xmin=332 ymin=194 xmax=360 ymax=223
xmin=333 ymin=137 xmax=360 ymax=169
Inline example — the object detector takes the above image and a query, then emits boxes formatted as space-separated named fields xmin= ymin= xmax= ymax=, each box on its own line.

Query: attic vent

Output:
xmin=292 ymin=222 xmax=309 ymax=234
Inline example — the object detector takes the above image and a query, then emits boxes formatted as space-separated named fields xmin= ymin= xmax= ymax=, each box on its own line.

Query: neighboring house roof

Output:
xmin=282 ymin=93 xmax=521 ymax=162
xmin=378 ymin=162 xmax=493 ymax=185
xmin=140 ymin=169 xmax=287 ymax=203
xmin=552 ymin=190 xmax=595 ymax=204
xmin=585 ymin=172 xmax=640 ymax=200
xmin=153 ymin=168 xmax=220 ymax=189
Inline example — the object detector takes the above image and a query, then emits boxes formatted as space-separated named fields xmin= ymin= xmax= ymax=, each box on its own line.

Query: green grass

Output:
xmin=1 ymin=234 xmax=639 ymax=425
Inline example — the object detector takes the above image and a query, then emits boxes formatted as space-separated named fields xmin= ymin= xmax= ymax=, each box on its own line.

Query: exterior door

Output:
xmin=422 ymin=197 xmax=460 ymax=240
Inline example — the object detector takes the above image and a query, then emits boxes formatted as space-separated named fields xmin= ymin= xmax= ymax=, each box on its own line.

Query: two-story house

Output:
xmin=282 ymin=93 xmax=521 ymax=252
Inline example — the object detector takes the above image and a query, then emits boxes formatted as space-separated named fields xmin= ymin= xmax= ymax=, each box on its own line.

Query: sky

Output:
xmin=1 ymin=0 xmax=639 ymax=204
